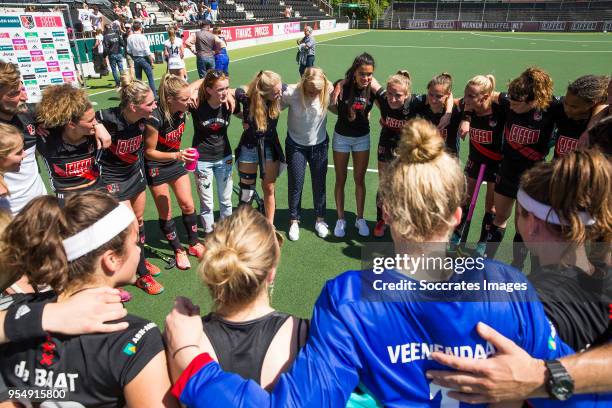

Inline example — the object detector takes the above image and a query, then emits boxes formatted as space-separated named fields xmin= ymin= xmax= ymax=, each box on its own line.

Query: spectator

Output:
xmin=104 ymin=23 xmax=125 ymax=88
xmin=126 ymin=20 xmax=157 ymax=97
xmin=173 ymin=6 xmax=187 ymax=25
xmin=209 ymin=0 xmax=219 ymax=22
xmin=141 ymin=4 xmax=150 ymax=27
xmin=113 ymin=1 xmax=123 ymax=17
xmin=92 ymin=28 xmax=108 ymax=76
xmin=198 ymin=4 xmax=212 ymax=22
xmin=297 ymin=26 xmax=315 ymax=77
xmin=212 ymin=27 xmax=229 ymax=75
xmin=186 ymin=20 xmax=216 ymax=79
xmin=283 ymin=6 xmax=292 ymax=18
xmin=122 ymin=0 xmax=133 ymax=20
xmin=90 ymin=5 xmax=103 ymax=32
xmin=78 ymin=3 xmax=94 ymax=38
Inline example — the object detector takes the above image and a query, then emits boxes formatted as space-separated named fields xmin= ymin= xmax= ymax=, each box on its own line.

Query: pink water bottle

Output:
xmin=183 ymin=148 xmax=200 ymax=172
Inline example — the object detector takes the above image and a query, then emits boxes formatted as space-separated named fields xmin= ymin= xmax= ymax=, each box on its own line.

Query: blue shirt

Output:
xmin=174 ymin=260 xmax=610 ymax=407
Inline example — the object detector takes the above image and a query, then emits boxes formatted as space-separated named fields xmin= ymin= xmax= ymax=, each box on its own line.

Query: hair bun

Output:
xmin=396 ymin=119 xmax=445 ymax=164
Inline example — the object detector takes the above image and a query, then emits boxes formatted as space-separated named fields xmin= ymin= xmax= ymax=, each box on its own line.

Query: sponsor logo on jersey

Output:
xmin=64 ymin=158 xmax=94 ymax=177
xmin=488 ymin=119 xmax=497 ymax=128
xmin=555 ymin=136 xmax=579 ymax=156
xmin=26 ymin=124 xmax=36 ymax=136
xmin=149 ymin=167 xmax=159 ymax=177
xmin=351 ymin=96 xmax=367 ymax=112
xmin=470 ymin=128 xmax=493 ymax=144
xmin=123 ymin=342 xmax=136 ymax=356
xmin=382 ymin=116 xmax=407 ymax=130
xmin=106 ymin=183 xmax=120 ymax=194
xmin=130 ymin=322 xmax=157 ymax=345
xmin=15 ymin=305 xmax=31 ymax=319
xmin=507 ymin=124 xmax=540 ymax=145
xmin=116 ymin=135 xmax=143 ymax=154
xmin=165 ymin=122 xmax=185 ymax=144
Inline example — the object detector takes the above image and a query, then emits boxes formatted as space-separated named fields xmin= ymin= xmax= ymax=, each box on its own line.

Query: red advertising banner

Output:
xmin=400 ymin=20 xmax=606 ymax=32
xmin=220 ymin=24 xmax=273 ymax=42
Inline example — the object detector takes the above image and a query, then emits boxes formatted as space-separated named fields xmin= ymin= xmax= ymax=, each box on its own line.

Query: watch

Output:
xmin=544 ymin=360 xmax=574 ymax=401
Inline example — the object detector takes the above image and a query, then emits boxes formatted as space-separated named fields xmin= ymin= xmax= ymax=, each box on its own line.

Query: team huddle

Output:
xmin=0 ymin=50 xmax=610 ymax=407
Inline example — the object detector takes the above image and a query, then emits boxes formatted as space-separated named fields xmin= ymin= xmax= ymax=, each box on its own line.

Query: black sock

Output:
xmin=511 ymin=233 xmax=529 ymax=270
xmin=376 ymin=191 xmax=383 ymax=222
xmin=159 ymin=218 xmax=183 ymax=252
xmin=182 ymin=212 xmax=199 ymax=246
xmin=485 ymin=224 xmax=506 ymax=259
xmin=478 ymin=212 xmax=495 ymax=243
xmin=136 ymin=223 xmax=149 ymax=277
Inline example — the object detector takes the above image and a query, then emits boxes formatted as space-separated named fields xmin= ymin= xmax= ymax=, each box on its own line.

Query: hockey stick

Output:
xmin=458 ymin=163 xmax=487 ymax=245
xmin=143 ymin=243 xmax=177 ymax=270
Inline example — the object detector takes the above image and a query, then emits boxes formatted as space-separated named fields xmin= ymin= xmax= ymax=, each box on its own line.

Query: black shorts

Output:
xmin=145 ymin=160 xmax=187 ymax=186
xmin=56 ymin=179 xmax=106 ymax=207
xmin=377 ymin=135 xmax=399 ymax=163
xmin=495 ymin=158 xmax=535 ymax=199
xmin=464 ymin=158 xmax=499 ymax=183
xmin=102 ymin=167 xmax=146 ymax=202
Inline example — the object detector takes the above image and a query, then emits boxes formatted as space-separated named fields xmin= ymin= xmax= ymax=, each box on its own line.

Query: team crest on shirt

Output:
xmin=26 ymin=124 xmax=36 ymax=136
xmin=106 ymin=183 xmax=120 ymax=194
xmin=533 ymin=111 xmax=542 ymax=121
xmin=352 ymin=97 xmax=367 ymax=111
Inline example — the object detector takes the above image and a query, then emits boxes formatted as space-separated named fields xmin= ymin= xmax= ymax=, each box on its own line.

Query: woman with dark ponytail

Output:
xmin=329 ymin=53 xmax=377 ymax=238
xmin=0 ymin=191 xmax=178 ymax=407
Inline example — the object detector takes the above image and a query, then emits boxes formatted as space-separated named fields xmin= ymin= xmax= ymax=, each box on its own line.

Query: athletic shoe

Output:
xmin=175 ymin=249 xmax=191 ymax=270
xmin=145 ymin=259 xmax=161 ymax=277
xmin=373 ymin=220 xmax=386 ymax=238
xmin=118 ymin=288 xmax=132 ymax=303
xmin=288 ymin=222 xmax=300 ymax=241
xmin=135 ymin=274 xmax=164 ymax=295
xmin=355 ymin=218 xmax=369 ymax=237
xmin=474 ymin=242 xmax=487 ymax=258
xmin=314 ymin=221 xmax=329 ymax=238
xmin=334 ymin=219 xmax=346 ymax=238
xmin=188 ymin=242 xmax=206 ymax=259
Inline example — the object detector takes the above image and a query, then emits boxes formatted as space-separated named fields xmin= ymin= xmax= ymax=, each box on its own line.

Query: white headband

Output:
xmin=517 ymin=189 xmax=596 ymax=227
xmin=62 ymin=203 xmax=136 ymax=262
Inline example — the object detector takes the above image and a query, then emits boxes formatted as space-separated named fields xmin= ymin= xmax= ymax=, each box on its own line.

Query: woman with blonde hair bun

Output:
xmin=166 ymin=118 xmax=577 ymax=407
xmin=282 ymin=67 xmax=332 ymax=241
xmin=167 ymin=205 xmax=309 ymax=390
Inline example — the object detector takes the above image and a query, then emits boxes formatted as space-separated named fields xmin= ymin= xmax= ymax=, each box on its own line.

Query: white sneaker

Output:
xmin=288 ymin=222 xmax=300 ymax=241
xmin=315 ymin=221 xmax=329 ymax=238
xmin=355 ymin=218 xmax=370 ymax=237
xmin=334 ymin=219 xmax=346 ymax=237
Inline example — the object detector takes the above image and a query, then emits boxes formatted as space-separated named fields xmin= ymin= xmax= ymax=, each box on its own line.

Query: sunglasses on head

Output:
xmin=207 ymin=70 xmax=226 ymax=79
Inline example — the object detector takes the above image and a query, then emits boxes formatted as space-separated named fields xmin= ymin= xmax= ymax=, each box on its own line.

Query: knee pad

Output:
xmin=239 ymin=182 xmax=255 ymax=205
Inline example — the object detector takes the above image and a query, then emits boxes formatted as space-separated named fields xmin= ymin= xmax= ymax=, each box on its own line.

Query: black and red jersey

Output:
xmin=334 ymin=82 xmax=377 ymax=137
xmin=375 ymin=89 xmax=423 ymax=143
xmin=5 ymin=103 xmax=38 ymax=151
xmin=0 ymin=294 xmax=164 ymax=408
xmin=236 ymin=87 xmax=283 ymax=146
xmin=467 ymin=100 xmax=506 ymax=165
xmin=498 ymin=92 xmax=562 ymax=162
xmin=552 ymin=97 xmax=590 ymax=158
xmin=191 ymin=100 xmax=238 ymax=162
xmin=145 ymin=107 xmax=186 ymax=167
xmin=416 ymin=98 xmax=462 ymax=154
xmin=96 ymin=107 xmax=146 ymax=177
xmin=36 ymin=128 xmax=100 ymax=192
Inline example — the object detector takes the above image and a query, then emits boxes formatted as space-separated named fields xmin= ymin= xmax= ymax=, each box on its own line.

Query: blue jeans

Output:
xmin=286 ymin=134 xmax=328 ymax=220
xmin=196 ymin=55 xmax=215 ymax=79
xmin=108 ymin=53 xmax=124 ymax=86
xmin=133 ymin=56 xmax=157 ymax=96
xmin=195 ymin=155 xmax=233 ymax=233
xmin=299 ymin=55 xmax=315 ymax=76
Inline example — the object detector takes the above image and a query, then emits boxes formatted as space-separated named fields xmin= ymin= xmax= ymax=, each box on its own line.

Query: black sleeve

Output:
xmin=498 ymin=92 xmax=510 ymax=110
xmin=106 ymin=319 xmax=164 ymax=387
xmin=146 ymin=108 xmax=163 ymax=131
xmin=549 ymin=96 xmax=565 ymax=120
xmin=375 ymin=88 xmax=386 ymax=104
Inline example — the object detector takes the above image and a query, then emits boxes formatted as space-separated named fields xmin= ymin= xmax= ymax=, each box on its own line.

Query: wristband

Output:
xmin=172 ymin=344 xmax=199 ymax=359
xmin=4 ymin=301 xmax=47 ymax=342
